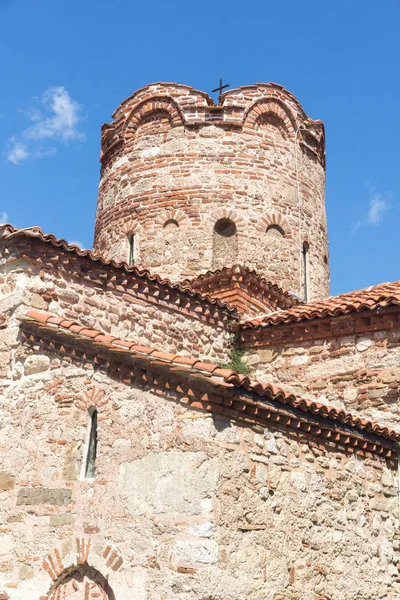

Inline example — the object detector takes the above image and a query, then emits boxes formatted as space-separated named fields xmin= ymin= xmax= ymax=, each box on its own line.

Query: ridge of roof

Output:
xmin=240 ymin=280 xmax=400 ymax=329
xmin=21 ymin=309 xmax=400 ymax=449
xmin=0 ymin=224 xmax=238 ymax=317
xmin=184 ymin=263 xmax=301 ymax=307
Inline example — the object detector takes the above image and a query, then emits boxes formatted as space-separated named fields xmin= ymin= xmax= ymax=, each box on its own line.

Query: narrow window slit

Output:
xmin=84 ymin=409 xmax=98 ymax=479
xmin=128 ymin=234 xmax=135 ymax=266
xmin=302 ymin=242 xmax=309 ymax=301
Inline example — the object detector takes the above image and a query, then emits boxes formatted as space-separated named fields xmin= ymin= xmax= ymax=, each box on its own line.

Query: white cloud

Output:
xmin=24 ymin=87 xmax=84 ymax=142
xmin=6 ymin=87 xmax=84 ymax=165
xmin=0 ymin=212 xmax=8 ymax=223
xmin=7 ymin=137 xmax=29 ymax=164
xmin=351 ymin=185 xmax=391 ymax=234
xmin=367 ymin=193 xmax=389 ymax=225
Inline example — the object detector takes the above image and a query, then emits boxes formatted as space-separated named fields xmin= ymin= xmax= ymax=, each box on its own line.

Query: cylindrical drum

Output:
xmin=94 ymin=82 xmax=329 ymax=300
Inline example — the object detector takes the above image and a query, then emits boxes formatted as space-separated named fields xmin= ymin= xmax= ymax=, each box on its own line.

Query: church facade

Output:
xmin=0 ymin=82 xmax=400 ymax=600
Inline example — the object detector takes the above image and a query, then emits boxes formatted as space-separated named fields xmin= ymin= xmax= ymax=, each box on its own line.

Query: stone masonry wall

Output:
xmin=94 ymin=83 xmax=329 ymax=300
xmin=0 ymin=330 xmax=399 ymax=599
xmin=244 ymin=321 xmax=400 ymax=432
xmin=0 ymin=258 xmax=232 ymax=372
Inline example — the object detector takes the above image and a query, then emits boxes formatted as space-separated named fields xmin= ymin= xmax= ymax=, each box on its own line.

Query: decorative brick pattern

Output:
xmin=75 ymin=386 xmax=109 ymax=412
xmin=103 ymin=546 xmax=123 ymax=571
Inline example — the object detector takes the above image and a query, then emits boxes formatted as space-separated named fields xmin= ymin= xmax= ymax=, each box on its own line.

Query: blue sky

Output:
xmin=1 ymin=0 xmax=399 ymax=296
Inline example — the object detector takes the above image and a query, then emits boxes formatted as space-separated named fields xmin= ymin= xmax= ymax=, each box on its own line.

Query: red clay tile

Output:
xmin=192 ymin=361 xmax=218 ymax=373
xmin=93 ymin=334 xmax=117 ymax=343
xmin=112 ymin=339 xmax=135 ymax=349
xmin=151 ymin=350 xmax=174 ymax=361
xmin=79 ymin=328 xmax=101 ymax=338
xmin=25 ymin=310 xmax=51 ymax=323
xmin=130 ymin=344 xmax=156 ymax=355
xmin=241 ymin=280 xmax=400 ymax=330
xmin=173 ymin=356 xmax=198 ymax=366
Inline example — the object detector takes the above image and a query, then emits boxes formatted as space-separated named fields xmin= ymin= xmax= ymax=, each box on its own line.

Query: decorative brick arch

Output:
xmin=42 ymin=538 xmax=124 ymax=585
xmin=256 ymin=213 xmax=292 ymax=239
xmin=156 ymin=208 xmax=191 ymax=229
xmin=207 ymin=208 xmax=245 ymax=236
xmin=75 ymin=385 xmax=120 ymax=416
xmin=124 ymin=96 xmax=184 ymax=135
xmin=121 ymin=219 xmax=142 ymax=239
xmin=243 ymin=98 xmax=296 ymax=138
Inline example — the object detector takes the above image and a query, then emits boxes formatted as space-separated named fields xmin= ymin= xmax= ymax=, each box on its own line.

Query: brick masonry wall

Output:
xmin=0 ymin=335 xmax=399 ymax=599
xmin=0 ymin=260 xmax=232 ymax=373
xmin=244 ymin=322 xmax=400 ymax=431
xmin=94 ymin=83 xmax=330 ymax=300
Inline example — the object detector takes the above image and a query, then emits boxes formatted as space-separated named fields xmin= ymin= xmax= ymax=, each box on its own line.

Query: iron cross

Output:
xmin=212 ymin=78 xmax=230 ymax=96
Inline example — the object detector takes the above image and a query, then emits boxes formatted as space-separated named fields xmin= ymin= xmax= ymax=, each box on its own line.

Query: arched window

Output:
xmin=163 ymin=219 xmax=179 ymax=231
xmin=128 ymin=234 xmax=135 ymax=266
xmin=84 ymin=409 xmax=98 ymax=479
xmin=213 ymin=218 xmax=237 ymax=269
xmin=302 ymin=242 xmax=309 ymax=301
xmin=266 ymin=224 xmax=285 ymax=238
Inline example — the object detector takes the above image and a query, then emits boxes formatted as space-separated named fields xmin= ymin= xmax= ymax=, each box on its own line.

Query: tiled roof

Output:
xmin=240 ymin=281 xmax=400 ymax=329
xmin=0 ymin=224 xmax=237 ymax=317
xmin=184 ymin=264 xmax=301 ymax=316
xmin=21 ymin=309 xmax=400 ymax=451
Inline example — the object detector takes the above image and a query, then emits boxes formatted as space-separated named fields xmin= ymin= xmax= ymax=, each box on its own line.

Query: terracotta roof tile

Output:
xmin=21 ymin=309 xmax=400 ymax=448
xmin=191 ymin=361 xmax=219 ymax=373
xmin=25 ymin=310 xmax=51 ymax=324
xmin=240 ymin=280 xmax=400 ymax=329
xmin=171 ymin=356 xmax=198 ymax=367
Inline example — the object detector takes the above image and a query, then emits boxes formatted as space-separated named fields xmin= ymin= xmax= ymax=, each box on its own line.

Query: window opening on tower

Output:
xmin=84 ymin=408 xmax=98 ymax=479
xmin=302 ymin=242 xmax=309 ymax=301
xmin=128 ymin=234 xmax=135 ymax=266
xmin=213 ymin=218 xmax=237 ymax=270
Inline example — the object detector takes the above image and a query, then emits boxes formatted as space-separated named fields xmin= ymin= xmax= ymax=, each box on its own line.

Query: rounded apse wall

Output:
xmin=94 ymin=82 xmax=329 ymax=300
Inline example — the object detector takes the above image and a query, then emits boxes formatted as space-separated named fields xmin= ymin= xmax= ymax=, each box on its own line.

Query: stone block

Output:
xmin=0 ymin=472 xmax=15 ymax=491
xmin=50 ymin=514 xmax=76 ymax=526
xmin=16 ymin=487 xmax=72 ymax=506
xmin=172 ymin=539 xmax=218 ymax=565
xmin=118 ymin=451 xmax=218 ymax=516
xmin=24 ymin=354 xmax=50 ymax=375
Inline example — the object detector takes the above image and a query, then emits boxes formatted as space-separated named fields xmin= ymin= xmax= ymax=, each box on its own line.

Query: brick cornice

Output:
xmin=19 ymin=310 xmax=400 ymax=456
xmin=185 ymin=264 xmax=300 ymax=317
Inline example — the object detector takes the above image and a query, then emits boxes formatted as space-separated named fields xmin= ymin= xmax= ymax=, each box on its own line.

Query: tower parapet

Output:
xmin=94 ymin=82 xmax=329 ymax=300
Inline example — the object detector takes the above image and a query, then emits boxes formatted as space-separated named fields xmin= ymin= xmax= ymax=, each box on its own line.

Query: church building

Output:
xmin=0 ymin=82 xmax=399 ymax=600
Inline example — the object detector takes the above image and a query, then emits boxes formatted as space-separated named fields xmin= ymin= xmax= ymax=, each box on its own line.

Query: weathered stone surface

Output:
xmin=16 ymin=488 xmax=72 ymax=506
xmin=172 ymin=539 xmax=218 ymax=565
xmin=0 ymin=472 xmax=14 ymax=494
xmin=119 ymin=452 xmax=218 ymax=516
xmin=24 ymin=354 xmax=50 ymax=375
xmin=49 ymin=514 xmax=76 ymax=526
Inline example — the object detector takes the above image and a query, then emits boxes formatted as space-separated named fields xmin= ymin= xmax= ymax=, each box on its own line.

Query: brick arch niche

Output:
xmin=47 ymin=565 xmax=115 ymax=600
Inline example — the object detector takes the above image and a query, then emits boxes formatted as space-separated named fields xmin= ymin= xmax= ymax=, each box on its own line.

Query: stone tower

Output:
xmin=94 ymin=82 xmax=329 ymax=300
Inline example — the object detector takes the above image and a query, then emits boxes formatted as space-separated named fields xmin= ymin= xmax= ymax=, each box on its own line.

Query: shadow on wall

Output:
xmin=47 ymin=564 xmax=116 ymax=600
